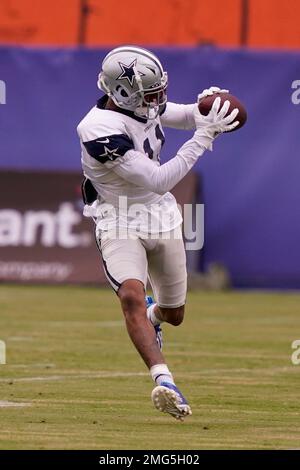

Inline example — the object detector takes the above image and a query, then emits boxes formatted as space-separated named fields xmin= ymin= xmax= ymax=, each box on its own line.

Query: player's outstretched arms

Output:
xmin=114 ymin=98 xmax=239 ymax=195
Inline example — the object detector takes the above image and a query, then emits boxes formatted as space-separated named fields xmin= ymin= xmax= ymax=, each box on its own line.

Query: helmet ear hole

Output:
xmin=119 ymin=88 xmax=129 ymax=98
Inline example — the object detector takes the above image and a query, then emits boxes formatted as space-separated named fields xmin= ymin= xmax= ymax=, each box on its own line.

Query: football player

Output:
xmin=77 ymin=45 xmax=239 ymax=421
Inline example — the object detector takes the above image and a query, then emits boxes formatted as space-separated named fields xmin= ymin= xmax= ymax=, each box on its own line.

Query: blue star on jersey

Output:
xmin=116 ymin=60 xmax=145 ymax=87
xmin=83 ymin=133 xmax=135 ymax=164
xmin=99 ymin=145 xmax=121 ymax=161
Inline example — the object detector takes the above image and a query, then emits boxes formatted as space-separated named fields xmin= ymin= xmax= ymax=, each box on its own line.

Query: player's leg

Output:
xmin=146 ymin=229 xmax=187 ymax=328
xmin=118 ymin=279 xmax=164 ymax=368
xmin=118 ymin=279 xmax=185 ymax=417
xmin=97 ymin=231 xmax=174 ymax=382
xmin=146 ymin=229 xmax=191 ymax=420
xmin=97 ymin=229 xmax=189 ymax=419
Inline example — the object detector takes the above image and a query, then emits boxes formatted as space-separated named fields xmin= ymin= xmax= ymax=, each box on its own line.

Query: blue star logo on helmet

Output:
xmin=116 ymin=60 xmax=144 ymax=87
xmin=116 ymin=60 xmax=137 ymax=87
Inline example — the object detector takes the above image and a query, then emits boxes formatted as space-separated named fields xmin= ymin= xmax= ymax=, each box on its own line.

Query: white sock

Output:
xmin=150 ymin=364 xmax=175 ymax=386
xmin=146 ymin=303 xmax=161 ymax=327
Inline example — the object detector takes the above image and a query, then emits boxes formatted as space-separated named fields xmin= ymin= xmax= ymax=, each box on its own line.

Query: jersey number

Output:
xmin=143 ymin=124 xmax=165 ymax=160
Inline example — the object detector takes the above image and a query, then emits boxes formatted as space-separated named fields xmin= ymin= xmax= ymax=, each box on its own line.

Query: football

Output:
xmin=198 ymin=92 xmax=247 ymax=132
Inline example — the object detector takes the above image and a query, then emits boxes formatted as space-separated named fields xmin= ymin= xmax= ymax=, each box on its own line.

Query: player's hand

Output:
xmin=193 ymin=97 xmax=240 ymax=136
xmin=197 ymin=86 xmax=229 ymax=103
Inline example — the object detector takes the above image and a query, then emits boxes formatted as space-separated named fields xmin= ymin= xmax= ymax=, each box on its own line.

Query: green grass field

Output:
xmin=0 ymin=284 xmax=300 ymax=450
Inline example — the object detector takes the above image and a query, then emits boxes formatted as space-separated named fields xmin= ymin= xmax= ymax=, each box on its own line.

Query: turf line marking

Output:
xmin=0 ymin=366 xmax=295 ymax=384
xmin=0 ymin=401 xmax=31 ymax=408
xmin=0 ymin=371 xmax=148 ymax=383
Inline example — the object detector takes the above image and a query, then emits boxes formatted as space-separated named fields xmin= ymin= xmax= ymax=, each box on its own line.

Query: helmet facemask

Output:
xmin=133 ymin=70 xmax=168 ymax=120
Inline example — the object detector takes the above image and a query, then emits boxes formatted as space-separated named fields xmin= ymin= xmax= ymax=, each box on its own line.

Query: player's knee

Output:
xmin=118 ymin=281 xmax=145 ymax=315
xmin=119 ymin=289 xmax=144 ymax=311
xmin=160 ymin=305 xmax=185 ymax=326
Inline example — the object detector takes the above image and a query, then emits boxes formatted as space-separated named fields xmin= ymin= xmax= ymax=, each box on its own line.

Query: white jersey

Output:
xmin=77 ymin=95 xmax=205 ymax=234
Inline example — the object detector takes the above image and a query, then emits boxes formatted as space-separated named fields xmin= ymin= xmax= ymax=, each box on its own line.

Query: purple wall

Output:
xmin=1 ymin=45 xmax=300 ymax=288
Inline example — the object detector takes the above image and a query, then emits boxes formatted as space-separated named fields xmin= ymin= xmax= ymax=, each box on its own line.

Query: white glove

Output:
xmin=197 ymin=86 xmax=229 ymax=102
xmin=193 ymin=97 xmax=239 ymax=149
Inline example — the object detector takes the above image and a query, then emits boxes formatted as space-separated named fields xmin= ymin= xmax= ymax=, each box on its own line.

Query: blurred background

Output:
xmin=0 ymin=0 xmax=300 ymax=289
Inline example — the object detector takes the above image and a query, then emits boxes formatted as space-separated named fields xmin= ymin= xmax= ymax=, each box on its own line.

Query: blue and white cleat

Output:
xmin=154 ymin=324 xmax=163 ymax=351
xmin=151 ymin=382 xmax=192 ymax=421
xmin=145 ymin=295 xmax=155 ymax=308
xmin=146 ymin=296 xmax=163 ymax=351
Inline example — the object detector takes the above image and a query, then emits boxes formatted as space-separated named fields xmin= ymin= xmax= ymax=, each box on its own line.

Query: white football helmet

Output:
xmin=98 ymin=45 xmax=168 ymax=120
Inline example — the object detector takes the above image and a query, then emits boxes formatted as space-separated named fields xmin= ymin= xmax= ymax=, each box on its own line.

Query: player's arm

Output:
xmin=160 ymin=86 xmax=229 ymax=130
xmin=114 ymin=97 xmax=239 ymax=195
xmin=160 ymin=102 xmax=196 ymax=130
xmin=114 ymin=138 xmax=206 ymax=195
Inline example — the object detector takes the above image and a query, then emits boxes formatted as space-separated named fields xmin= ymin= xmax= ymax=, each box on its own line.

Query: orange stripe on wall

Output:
xmin=248 ymin=0 xmax=300 ymax=49
xmin=0 ymin=0 xmax=80 ymax=45
xmin=86 ymin=0 xmax=241 ymax=46
xmin=0 ymin=0 xmax=299 ymax=49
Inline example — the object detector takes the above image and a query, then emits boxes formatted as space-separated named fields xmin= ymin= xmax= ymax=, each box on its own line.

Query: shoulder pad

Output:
xmin=83 ymin=134 xmax=134 ymax=164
